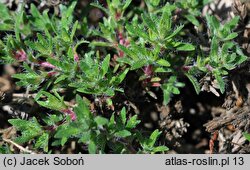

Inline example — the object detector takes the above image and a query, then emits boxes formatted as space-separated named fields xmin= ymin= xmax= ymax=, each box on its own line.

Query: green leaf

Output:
xmin=123 ymin=0 xmax=132 ymax=10
xmin=30 ymin=4 xmax=42 ymax=18
xmin=214 ymin=70 xmax=225 ymax=94
xmin=112 ymin=68 xmax=129 ymax=85
xmin=9 ymin=118 xmax=41 ymax=131
xmin=150 ymin=0 xmax=160 ymax=6
xmin=159 ymin=6 xmax=171 ymax=36
xmin=54 ymin=124 xmax=82 ymax=145
xmin=147 ymin=129 xmax=162 ymax=148
xmin=15 ymin=133 xmax=37 ymax=144
xmin=126 ymin=24 xmax=149 ymax=40
xmin=35 ymin=91 xmax=67 ymax=111
xmin=114 ymin=130 xmax=131 ymax=138
xmin=235 ymin=55 xmax=247 ymax=65
xmin=75 ymin=95 xmax=92 ymax=120
xmin=224 ymin=16 xmax=239 ymax=30
xmin=151 ymin=77 xmax=161 ymax=82
xmin=90 ymin=41 xmax=112 ymax=47
xmin=185 ymin=73 xmax=201 ymax=94
xmin=0 ymin=4 xmax=13 ymax=31
xmin=210 ymin=37 xmax=219 ymax=61
xmin=185 ymin=14 xmax=200 ymax=26
xmin=14 ymin=10 xmax=24 ymax=42
xmin=118 ymin=44 xmax=138 ymax=60
xmin=224 ymin=33 xmax=238 ymax=41
xmin=155 ymin=67 xmax=172 ymax=73
xmin=131 ymin=60 xmax=147 ymax=70
xmin=172 ymin=87 xmax=180 ymax=94
xmin=101 ymin=55 xmax=110 ymax=77
xmin=79 ymin=131 xmax=91 ymax=143
xmin=94 ymin=116 xmax=109 ymax=126
xmin=34 ymin=133 xmax=49 ymax=152
xmin=54 ymin=75 xmax=68 ymax=84
xmin=61 ymin=28 xmax=71 ymax=42
xmin=90 ymin=3 xmax=109 ymax=14
xmin=12 ymin=73 xmax=39 ymax=80
xmin=221 ymin=42 xmax=234 ymax=56
xmin=156 ymin=59 xmax=170 ymax=67
xmin=88 ymin=140 xmax=97 ymax=154
xmin=61 ymin=137 xmax=68 ymax=146
xmin=120 ymin=107 xmax=127 ymax=125
xmin=8 ymin=118 xmax=43 ymax=144
xmin=177 ymin=43 xmax=195 ymax=51
xmin=0 ymin=3 xmax=11 ymax=20
xmin=126 ymin=115 xmax=141 ymax=129
xmin=152 ymin=146 xmax=169 ymax=153
xmin=108 ymin=113 xmax=115 ymax=128
xmin=163 ymin=89 xmax=171 ymax=105
xmin=165 ymin=25 xmax=184 ymax=40
xmin=142 ymin=13 xmax=158 ymax=34
xmin=235 ymin=47 xmax=248 ymax=65
xmin=206 ymin=14 xmax=220 ymax=34
xmin=71 ymin=21 xmax=78 ymax=40
xmin=61 ymin=1 xmax=77 ymax=29
xmin=77 ymin=88 xmax=95 ymax=94
xmin=54 ymin=126 xmax=78 ymax=138
xmin=243 ymin=132 xmax=250 ymax=141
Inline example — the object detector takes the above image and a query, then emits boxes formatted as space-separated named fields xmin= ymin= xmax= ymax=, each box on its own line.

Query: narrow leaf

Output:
xmin=214 ymin=71 xmax=225 ymax=94
xmin=142 ymin=13 xmax=158 ymax=34
xmin=101 ymin=54 xmax=110 ymax=77
xmin=120 ymin=107 xmax=127 ymax=125
xmin=185 ymin=73 xmax=201 ymax=94
xmin=114 ymin=130 xmax=131 ymax=138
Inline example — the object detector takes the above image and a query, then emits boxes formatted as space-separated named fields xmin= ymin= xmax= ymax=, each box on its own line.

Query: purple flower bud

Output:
xmin=74 ymin=53 xmax=79 ymax=62
xmin=152 ymin=82 xmax=161 ymax=87
xmin=40 ymin=62 xmax=56 ymax=69
xmin=47 ymin=71 xmax=58 ymax=77
xmin=47 ymin=125 xmax=56 ymax=131
xmin=206 ymin=64 xmax=213 ymax=71
xmin=61 ymin=109 xmax=77 ymax=121
xmin=182 ymin=66 xmax=192 ymax=72
xmin=143 ymin=65 xmax=153 ymax=77
xmin=14 ymin=49 xmax=27 ymax=61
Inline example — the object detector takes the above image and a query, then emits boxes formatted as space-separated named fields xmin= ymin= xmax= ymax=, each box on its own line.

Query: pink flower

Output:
xmin=47 ymin=125 xmax=56 ymax=131
xmin=74 ymin=53 xmax=79 ymax=62
xmin=13 ymin=49 xmax=27 ymax=61
xmin=152 ymin=82 xmax=161 ymax=87
xmin=143 ymin=65 xmax=153 ymax=77
xmin=113 ymin=54 xmax=118 ymax=61
xmin=117 ymin=31 xmax=130 ymax=58
xmin=206 ymin=64 xmax=213 ymax=71
xmin=40 ymin=62 xmax=56 ymax=69
xmin=47 ymin=71 xmax=58 ymax=77
xmin=118 ymin=50 xmax=125 ymax=57
xmin=61 ymin=109 xmax=77 ymax=121
xmin=141 ymin=65 xmax=154 ymax=87
xmin=124 ymin=39 xmax=130 ymax=46
xmin=115 ymin=12 xmax=122 ymax=20
xmin=182 ymin=66 xmax=192 ymax=72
